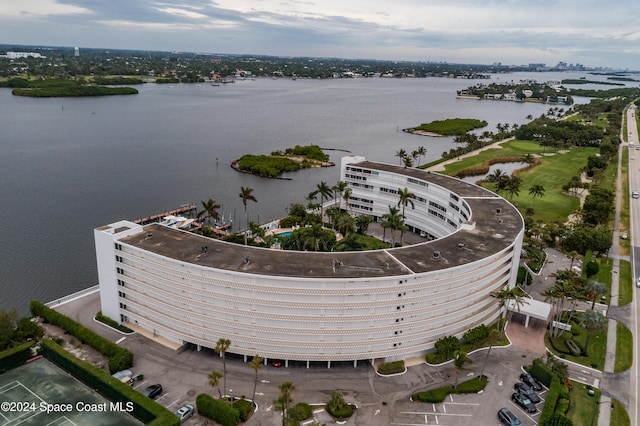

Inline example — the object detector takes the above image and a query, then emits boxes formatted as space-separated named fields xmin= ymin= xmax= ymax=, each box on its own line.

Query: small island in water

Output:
xmin=0 ymin=77 xmax=138 ymax=97
xmin=405 ymin=118 xmax=488 ymax=136
xmin=232 ymin=145 xmax=334 ymax=179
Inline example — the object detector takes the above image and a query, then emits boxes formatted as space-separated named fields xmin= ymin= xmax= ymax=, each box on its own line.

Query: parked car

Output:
xmin=112 ymin=369 xmax=133 ymax=380
xmin=511 ymin=392 xmax=537 ymax=413
xmin=141 ymin=384 xmax=163 ymax=399
xmin=637 ymin=277 xmax=640 ymax=288
xmin=175 ymin=404 xmax=194 ymax=423
xmin=622 ymin=230 xmax=628 ymax=240
xmin=270 ymin=360 xmax=283 ymax=367
xmin=498 ymin=407 xmax=522 ymax=425
xmin=514 ymin=382 xmax=541 ymax=403
xmin=519 ymin=372 xmax=543 ymax=391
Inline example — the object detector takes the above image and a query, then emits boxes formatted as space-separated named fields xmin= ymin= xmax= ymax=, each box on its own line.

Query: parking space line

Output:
xmin=166 ymin=398 xmax=181 ymax=409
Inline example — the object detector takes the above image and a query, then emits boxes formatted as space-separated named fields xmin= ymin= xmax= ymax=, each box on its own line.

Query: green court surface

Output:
xmin=0 ymin=357 xmax=141 ymax=426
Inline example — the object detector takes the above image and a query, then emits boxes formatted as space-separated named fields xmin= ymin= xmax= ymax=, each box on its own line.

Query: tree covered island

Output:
xmin=0 ymin=77 xmax=138 ymax=97
xmin=405 ymin=118 xmax=488 ymax=136
xmin=233 ymin=145 xmax=333 ymax=178
xmin=457 ymin=80 xmax=573 ymax=104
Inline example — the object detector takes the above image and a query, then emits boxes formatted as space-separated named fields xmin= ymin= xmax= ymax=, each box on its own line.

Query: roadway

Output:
xmin=627 ymin=104 xmax=639 ymax=426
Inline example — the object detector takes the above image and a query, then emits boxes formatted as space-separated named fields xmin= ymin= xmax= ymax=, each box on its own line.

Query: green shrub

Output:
xmin=539 ymin=377 xmax=563 ymax=424
xmin=377 ymin=360 xmax=405 ymax=375
xmin=0 ymin=341 xmax=36 ymax=373
xmin=233 ymin=399 xmax=252 ymax=422
xmin=196 ymin=393 xmax=239 ymax=426
xmin=412 ymin=376 xmax=488 ymax=403
xmin=527 ymin=358 xmax=554 ymax=388
xmin=565 ymin=340 xmax=582 ymax=356
xmin=463 ymin=324 xmax=490 ymax=346
xmin=556 ymin=396 xmax=570 ymax=415
xmin=96 ymin=311 xmax=134 ymax=333
xmin=291 ymin=402 xmax=312 ymax=421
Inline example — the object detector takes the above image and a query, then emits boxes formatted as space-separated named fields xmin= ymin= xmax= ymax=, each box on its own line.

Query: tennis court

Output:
xmin=0 ymin=357 xmax=141 ymax=426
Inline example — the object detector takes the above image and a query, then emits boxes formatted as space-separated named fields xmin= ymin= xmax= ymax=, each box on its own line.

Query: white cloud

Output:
xmin=0 ymin=0 xmax=91 ymax=17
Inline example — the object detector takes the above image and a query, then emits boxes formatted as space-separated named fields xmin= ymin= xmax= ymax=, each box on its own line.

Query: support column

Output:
xmin=197 ymin=344 xmax=201 ymax=351
xmin=285 ymin=360 xmax=289 ymax=368
xmin=327 ymin=360 xmax=331 ymax=369
xmin=524 ymin=314 xmax=531 ymax=328
xmin=243 ymin=355 xmax=247 ymax=362
xmin=353 ymin=360 xmax=358 ymax=368
xmin=306 ymin=361 xmax=310 ymax=369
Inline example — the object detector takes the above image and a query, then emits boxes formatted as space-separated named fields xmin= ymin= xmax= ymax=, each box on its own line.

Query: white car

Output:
xmin=637 ymin=277 xmax=640 ymax=288
xmin=175 ymin=404 xmax=194 ymax=423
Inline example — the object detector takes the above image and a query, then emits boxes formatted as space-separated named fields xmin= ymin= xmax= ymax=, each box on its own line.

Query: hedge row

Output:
xmin=412 ymin=376 xmax=488 ymax=403
xmin=526 ymin=358 xmax=555 ymax=388
xmin=378 ymin=360 xmax=405 ymax=375
xmin=30 ymin=300 xmax=133 ymax=373
xmin=0 ymin=341 xmax=36 ymax=373
xmin=96 ymin=311 xmax=134 ymax=333
xmin=40 ymin=339 xmax=178 ymax=426
xmin=196 ymin=393 xmax=240 ymax=426
xmin=538 ymin=377 xmax=563 ymax=424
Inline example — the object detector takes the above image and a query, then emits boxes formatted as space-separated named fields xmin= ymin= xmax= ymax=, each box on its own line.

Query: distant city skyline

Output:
xmin=1 ymin=0 xmax=639 ymax=70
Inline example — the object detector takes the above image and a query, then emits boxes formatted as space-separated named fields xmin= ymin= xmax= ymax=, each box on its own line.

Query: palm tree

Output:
xmin=491 ymin=285 xmax=527 ymax=339
xmin=300 ymin=223 xmax=325 ymax=251
xmin=402 ymin=155 xmax=413 ymax=168
xmin=453 ymin=350 xmax=472 ymax=388
xmin=528 ymin=184 xmax=545 ymax=199
xmin=208 ymin=370 xmax=224 ymax=398
xmin=416 ymin=146 xmax=426 ymax=166
xmin=248 ymin=355 xmax=264 ymax=406
xmin=215 ymin=338 xmax=231 ymax=399
xmin=335 ymin=212 xmax=355 ymax=237
xmin=355 ymin=214 xmax=373 ymax=235
xmin=397 ymin=187 xmax=415 ymax=245
xmin=197 ymin=198 xmax=221 ymax=225
xmin=315 ymin=181 xmax=332 ymax=223
xmin=239 ymin=186 xmax=257 ymax=245
xmin=581 ymin=310 xmax=605 ymax=356
xmin=381 ymin=206 xmax=403 ymax=247
xmin=585 ymin=280 xmax=607 ymax=310
xmin=504 ymin=175 xmax=522 ymax=200
xmin=332 ymin=180 xmax=348 ymax=210
xmin=485 ymin=169 xmax=506 ymax=183
xmin=275 ymin=381 xmax=296 ymax=426
xmin=395 ymin=149 xmax=407 ymax=165
xmin=342 ymin=188 xmax=352 ymax=212
xmin=335 ymin=233 xmax=364 ymax=251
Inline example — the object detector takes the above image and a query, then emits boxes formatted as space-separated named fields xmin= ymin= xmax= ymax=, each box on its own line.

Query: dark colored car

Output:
xmin=519 ymin=372 xmax=543 ymax=391
xmin=498 ymin=407 xmax=522 ymax=425
xmin=142 ymin=384 xmax=163 ymax=399
xmin=514 ymin=382 xmax=541 ymax=403
xmin=511 ymin=392 xmax=537 ymax=413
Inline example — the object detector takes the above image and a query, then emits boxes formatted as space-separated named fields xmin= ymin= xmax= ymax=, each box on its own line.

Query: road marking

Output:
xmin=166 ymin=398 xmax=180 ymax=409
xmin=115 ymin=337 xmax=126 ymax=344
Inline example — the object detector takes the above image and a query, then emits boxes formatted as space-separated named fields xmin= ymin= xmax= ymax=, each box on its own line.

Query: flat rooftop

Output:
xmin=120 ymin=165 xmax=523 ymax=279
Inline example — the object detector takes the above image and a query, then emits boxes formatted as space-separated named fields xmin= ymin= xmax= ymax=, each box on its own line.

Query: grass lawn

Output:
xmin=619 ymin=259 xmax=633 ymax=306
xmin=619 ymin=149 xmax=630 ymax=256
xmin=614 ymin=321 xmax=633 ymax=373
xmin=546 ymin=313 xmax=608 ymax=370
xmin=611 ymin=397 xmax=631 ymax=426
xmin=566 ymin=382 xmax=601 ymax=426
xmin=352 ymin=233 xmax=390 ymax=250
xmin=591 ymin=256 xmax=612 ymax=305
xmin=439 ymin=140 xmax=596 ymax=223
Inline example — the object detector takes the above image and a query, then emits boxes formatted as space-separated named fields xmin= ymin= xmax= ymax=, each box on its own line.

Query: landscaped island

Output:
xmin=232 ymin=144 xmax=333 ymax=178
xmin=457 ymin=80 xmax=573 ymax=104
xmin=405 ymin=118 xmax=488 ymax=136
xmin=0 ymin=78 xmax=138 ymax=97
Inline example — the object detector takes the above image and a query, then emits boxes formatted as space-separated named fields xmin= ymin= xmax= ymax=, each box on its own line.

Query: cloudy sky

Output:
xmin=1 ymin=0 xmax=639 ymax=69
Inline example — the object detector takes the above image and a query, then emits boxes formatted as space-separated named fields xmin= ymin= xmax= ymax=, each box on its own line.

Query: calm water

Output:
xmin=0 ymin=72 xmax=611 ymax=314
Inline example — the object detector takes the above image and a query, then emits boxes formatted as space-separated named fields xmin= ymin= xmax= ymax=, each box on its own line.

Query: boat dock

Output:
xmin=133 ymin=204 xmax=197 ymax=225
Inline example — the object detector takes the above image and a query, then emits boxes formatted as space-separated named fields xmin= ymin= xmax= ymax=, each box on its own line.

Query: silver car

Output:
xmin=175 ymin=404 xmax=194 ymax=423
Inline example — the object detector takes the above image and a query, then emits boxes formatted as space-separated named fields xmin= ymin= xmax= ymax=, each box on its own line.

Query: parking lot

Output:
xmin=53 ymin=292 xmax=557 ymax=425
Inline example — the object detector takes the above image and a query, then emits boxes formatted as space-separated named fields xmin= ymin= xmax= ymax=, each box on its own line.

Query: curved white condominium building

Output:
xmin=95 ymin=157 xmax=524 ymax=364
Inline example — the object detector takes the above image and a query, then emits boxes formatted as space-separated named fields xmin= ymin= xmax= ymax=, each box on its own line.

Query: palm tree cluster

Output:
xmin=395 ymin=146 xmax=426 ymax=168
xmin=208 ymin=338 xmax=265 ymax=410
xmin=483 ymin=169 xmax=524 ymax=200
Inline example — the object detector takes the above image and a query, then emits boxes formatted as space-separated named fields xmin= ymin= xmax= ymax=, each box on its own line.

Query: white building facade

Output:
xmin=95 ymin=158 xmax=524 ymax=364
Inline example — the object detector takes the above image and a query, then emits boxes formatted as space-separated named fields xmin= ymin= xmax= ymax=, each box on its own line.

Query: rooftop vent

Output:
xmin=146 ymin=232 xmax=153 ymax=238
xmin=457 ymin=242 xmax=465 ymax=250
xmin=433 ymin=250 xmax=441 ymax=259
xmin=201 ymin=246 xmax=208 ymax=254
xmin=496 ymin=208 xmax=502 ymax=215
